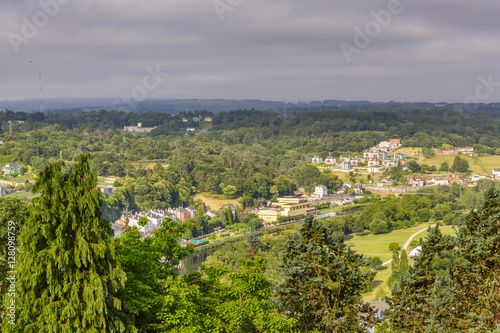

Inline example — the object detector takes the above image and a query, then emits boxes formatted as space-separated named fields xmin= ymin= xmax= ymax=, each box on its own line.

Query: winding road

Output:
xmin=380 ymin=224 xmax=435 ymax=267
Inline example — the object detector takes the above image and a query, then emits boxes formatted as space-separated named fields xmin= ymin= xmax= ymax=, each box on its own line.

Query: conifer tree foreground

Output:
xmin=4 ymin=155 xmax=133 ymax=332
xmin=276 ymin=215 xmax=375 ymax=332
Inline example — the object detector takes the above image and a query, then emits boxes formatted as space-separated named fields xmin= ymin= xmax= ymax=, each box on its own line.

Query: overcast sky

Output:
xmin=1 ymin=0 xmax=499 ymax=103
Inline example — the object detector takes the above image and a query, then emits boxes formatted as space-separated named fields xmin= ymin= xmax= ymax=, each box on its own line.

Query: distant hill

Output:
xmin=0 ymin=97 xmax=498 ymax=114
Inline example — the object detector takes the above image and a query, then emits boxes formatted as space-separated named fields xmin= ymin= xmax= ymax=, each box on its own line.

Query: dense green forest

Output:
xmin=2 ymin=155 xmax=500 ymax=332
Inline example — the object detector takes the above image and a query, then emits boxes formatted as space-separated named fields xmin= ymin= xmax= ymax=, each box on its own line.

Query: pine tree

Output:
xmin=0 ymin=198 xmax=29 ymax=327
xmin=276 ymin=215 xmax=375 ymax=332
xmin=4 ymin=155 xmax=133 ymax=332
xmin=449 ymin=186 xmax=500 ymax=330
xmin=386 ymin=226 xmax=456 ymax=332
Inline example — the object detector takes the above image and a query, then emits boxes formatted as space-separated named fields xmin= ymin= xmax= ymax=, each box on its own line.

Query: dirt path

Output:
xmin=380 ymin=224 xmax=435 ymax=267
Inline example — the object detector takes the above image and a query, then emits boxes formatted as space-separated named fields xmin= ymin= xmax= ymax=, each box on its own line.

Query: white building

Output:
xmin=430 ymin=178 xmax=448 ymax=186
xmin=368 ymin=166 xmax=384 ymax=173
xmin=324 ymin=156 xmax=336 ymax=165
xmin=493 ymin=169 xmax=500 ymax=178
xmin=312 ymin=185 xmax=328 ymax=199
xmin=117 ymin=209 xmax=176 ymax=236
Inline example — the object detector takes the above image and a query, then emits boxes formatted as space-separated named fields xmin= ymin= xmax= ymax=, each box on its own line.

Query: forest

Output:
xmin=1 ymin=106 xmax=500 ymax=331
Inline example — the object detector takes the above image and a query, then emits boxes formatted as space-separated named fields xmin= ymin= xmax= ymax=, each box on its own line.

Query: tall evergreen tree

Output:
xmin=449 ymin=186 xmax=500 ymax=330
xmin=387 ymin=226 xmax=457 ymax=332
xmin=276 ymin=215 xmax=375 ymax=332
xmin=0 ymin=198 xmax=29 ymax=327
xmin=4 ymin=155 xmax=133 ymax=332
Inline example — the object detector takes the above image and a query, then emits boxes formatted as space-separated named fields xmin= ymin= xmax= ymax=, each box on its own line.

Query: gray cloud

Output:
xmin=1 ymin=0 xmax=499 ymax=103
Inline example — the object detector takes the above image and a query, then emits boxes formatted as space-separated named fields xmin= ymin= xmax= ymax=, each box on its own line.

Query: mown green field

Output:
xmin=4 ymin=191 xmax=40 ymax=200
xmin=352 ymin=223 xmax=457 ymax=301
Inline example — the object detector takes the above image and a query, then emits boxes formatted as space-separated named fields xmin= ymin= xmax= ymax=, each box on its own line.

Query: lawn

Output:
xmin=359 ymin=222 xmax=458 ymax=301
xmin=4 ymin=191 xmax=40 ymax=200
xmin=194 ymin=193 xmax=241 ymax=211
xmin=423 ymin=154 xmax=485 ymax=174
xmin=390 ymin=147 xmax=422 ymax=158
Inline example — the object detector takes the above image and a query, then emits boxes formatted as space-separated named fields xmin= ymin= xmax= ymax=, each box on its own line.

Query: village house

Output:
xmin=368 ymin=159 xmax=379 ymax=167
xmin=378 ymin=151 xmax=388 ymax=159
xmin=98 ymin=185 xmax=115 ymax=195
xmin=123 ymin=122 xmax=157 ymax=133
xmin=430 ymin=177 xmax=449 ymax=186
xmin=340 ymin=161 xmax=352 ymax=170
xmin=492 ymin=169 xmax=500 ymax=178
xmin=206 ymin=210 xmax=220 ymax=219
xmin=383 ymin=159 xmax=397 ymax=168
xmin=353 ymin=183 xmax=365 ymax=195
xmin=436 ymin=149 xmax=458 ymax=155
xmin=368 ymin=165 xmax=384 ymax=173
xmin=324 ymin=156 xmax=336 ymax=165
xmin=339 ymin=156 xmax=351 ymax=163
xmin=364 ymin=151 xmax=378 ymax=159
xmin=312 ymin=156 xmax=323 ymax=164
xmin=1 ymin=163 xmax=21 ymax=175
xmin=335 ymin=184 xmax=352 ymax=195
xmin=181 ymin=117 xmax=188 ymax=122
xmin=117 ymin=209 xmax=177 ymax=236
xmin=389 ymin=139 xmax=402 ymax=149
xmin=377 ymin=179 xmax=394 ymax=187
xmin=409 ymin=177 xmax=425 ymax=187
xmin=312 ymin=185 xmax=328 ymax=199
xmin=394 ymin=153 xmax=405 ymax=161
xmin=378 ymin=141 xmax=391 ymax=149
xmin=204 ymin=117 xmax=213 ymax=122
xmin=351 ymin=157 xmax=366 ymax=165
xmin=457 ymin=147 xmax=474 ymax=155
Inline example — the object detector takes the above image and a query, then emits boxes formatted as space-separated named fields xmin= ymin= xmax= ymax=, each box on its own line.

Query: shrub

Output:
xmin=368 ymin=256 xmax=383 ymax=268
xmin=370 ymin=218 xmax=388 ymax=234
xmin=389 ymin=242 xmax=400 ymax=251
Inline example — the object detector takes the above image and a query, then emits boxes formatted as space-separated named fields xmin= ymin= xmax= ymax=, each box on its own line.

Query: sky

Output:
xmin=1 ymin=0 xmax=500 ymax=104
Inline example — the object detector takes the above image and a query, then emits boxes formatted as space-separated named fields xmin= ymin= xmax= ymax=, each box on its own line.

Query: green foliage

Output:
xmin=113 ymin=218 xmax=195 ymax=331
xmin=276 ymin=215 xmax=376 ymax=332
xmin=3 ymin=154 xmax=134 ymax=332
xmin=154 ymin=257 xmax=296 ymax=332
xmin=222 ymin=185 xmax=238 ymax=199
xmin=370 ymin=218 xmax=388 ymax=234
xmin=388 ymin=242 xmax=400 ymax=251
xmin=0 ymin=198 xmax=29 ymax=326
xmin=368 ymin=256 xmax=383 ymax=268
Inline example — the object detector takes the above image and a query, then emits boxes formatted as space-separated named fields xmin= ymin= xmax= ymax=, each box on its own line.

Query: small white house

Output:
xmin=312 ymin=185 xmax=328 ymax=199
xmin=493 ymin=169 xmax=500 ymax=178
xmin=368 ymin=166 xmax=384 ymax=173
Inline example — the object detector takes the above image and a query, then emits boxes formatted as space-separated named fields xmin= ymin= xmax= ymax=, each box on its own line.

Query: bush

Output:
xmin=368 ymin=256 xmax=383 ymax=268
xmin=369 ymin=218 xmax=388 ymax=234
xmin=409 ymin=239 xmax=419 ymax=248
xmin=389 ymin=242 xmax=400 ymax=251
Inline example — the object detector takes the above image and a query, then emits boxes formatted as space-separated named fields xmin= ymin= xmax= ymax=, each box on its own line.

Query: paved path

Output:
xmin=380 ymin=224 xmax=435 ymax=267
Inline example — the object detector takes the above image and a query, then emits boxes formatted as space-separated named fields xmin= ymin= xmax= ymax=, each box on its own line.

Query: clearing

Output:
xmin=194 ymin=193 xmax=241 ymax=211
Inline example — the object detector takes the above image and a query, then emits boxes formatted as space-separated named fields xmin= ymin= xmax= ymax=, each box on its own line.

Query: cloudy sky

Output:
xmin=1 ymin=0 xmax=499 ymax=103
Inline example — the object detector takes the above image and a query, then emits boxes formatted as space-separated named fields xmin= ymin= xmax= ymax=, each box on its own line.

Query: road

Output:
xmin=380 ymin=224 xmax=435 ymax=267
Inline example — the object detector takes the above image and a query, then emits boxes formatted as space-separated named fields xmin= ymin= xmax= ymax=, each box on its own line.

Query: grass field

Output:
xmin=359 ymin=223 xmax=457 ymax=300
xmin=4 ymin=191 xmax=40 ymax=200
xmin=393 ymin=147 xmax=500 ymax=174
xmin=194 ymin=193 xmax=241 ymax=211
xmin=390 ymin=147 xmax=422 ymax=158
